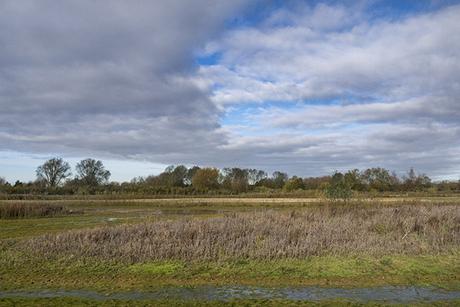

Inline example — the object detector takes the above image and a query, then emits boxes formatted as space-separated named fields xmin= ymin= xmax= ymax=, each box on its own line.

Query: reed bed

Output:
xmin=23 ymin=204 xmax=460 ymax=262
xmin=0 ymin=203 xmax=71 ymax=219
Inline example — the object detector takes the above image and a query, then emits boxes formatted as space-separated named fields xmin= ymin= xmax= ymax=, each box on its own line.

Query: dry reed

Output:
xmin=0 ymin=203 xmax=71 ymax=219
xmin=23 ymin=203 xmax=460 ymax=262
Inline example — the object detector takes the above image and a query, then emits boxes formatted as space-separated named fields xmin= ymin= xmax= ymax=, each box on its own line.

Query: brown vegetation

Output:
xmin=23 ymin=203 xmax=460 ymax=262
xmin=0 ymin=203 xmax=71 ymax=219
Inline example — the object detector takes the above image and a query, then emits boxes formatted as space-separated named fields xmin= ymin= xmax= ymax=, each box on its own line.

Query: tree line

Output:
xmin=0 ymin=157 xmax=459 ymax=196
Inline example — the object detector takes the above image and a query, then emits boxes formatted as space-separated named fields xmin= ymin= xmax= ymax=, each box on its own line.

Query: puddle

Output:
xmin=1 ymin=286 xmax=460 ymax=303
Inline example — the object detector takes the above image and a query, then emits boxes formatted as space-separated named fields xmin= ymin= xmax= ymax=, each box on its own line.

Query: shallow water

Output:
xmin=1 ymin=286 xmax=460 ymax=303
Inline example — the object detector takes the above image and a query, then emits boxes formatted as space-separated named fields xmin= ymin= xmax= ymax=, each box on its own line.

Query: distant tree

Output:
xmin=167 ymin=165 xmax=188 ymax=187
xmin=403 ymin=168 xmax=431 ymax=191
xmin=76 ymin=159 xmax=111 ymax=186
xmin=272 ymin=171 xmax=288 ymax=189
xmin=324 ymin=172 xmax=353 ymax=201
xmin=185 ymin=166 xmax=201 ymax=185
xmin=283 ymin=176 xmax=305 ymax=192
xmin=14 ymin=180 xmax=23 ymax=187
xmin=36 ymin=157 xmax=72 ymax=188
xmin=221 ymin=168 xmax=249 ymax=193
xmin=247 ymin=169 xmax=267 ymax=185
xmin=130 ymin=176 xmax=145 ymax=184
xmin=303 ymin=176 xmax=331 ymax=190
xmin=344 ymin=169 xmax=365 ymax=191
xmin=191 ymin=168 xmax=219 ymax=190
xmin=0 ymin=177 xmax=8 ymax=193
xmin=361 ymin=168 xmax=398 ymax=192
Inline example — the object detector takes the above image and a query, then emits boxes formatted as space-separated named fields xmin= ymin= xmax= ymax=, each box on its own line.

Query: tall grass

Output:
xmin=23 ymin=203 xmax=459 ymax=262
xmin=0 ymin=203 xmax=71 ymax=219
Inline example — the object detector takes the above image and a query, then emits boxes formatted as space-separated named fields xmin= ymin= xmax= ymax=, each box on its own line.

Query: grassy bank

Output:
xmin=1 ymin=250 xmax=459 ymax=291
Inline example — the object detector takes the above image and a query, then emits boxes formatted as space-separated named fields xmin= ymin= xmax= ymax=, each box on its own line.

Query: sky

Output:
xmin=1 ymin=0 xmax=459 ymax=183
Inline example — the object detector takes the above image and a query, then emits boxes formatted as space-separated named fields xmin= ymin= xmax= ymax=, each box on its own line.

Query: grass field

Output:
xmin=1 ymin=197 xmax=459 ymax=305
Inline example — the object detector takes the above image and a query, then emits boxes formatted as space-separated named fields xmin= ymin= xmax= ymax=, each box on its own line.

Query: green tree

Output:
xmin=344 ymin=169 xmax=364 ymax=191
xmin=324 ymin=172 xmax=353 ymax=201
xmin=283 ymin=176 xmax=305 ymax=192
xmin=361 ymin=168 xmax=397 ymax=192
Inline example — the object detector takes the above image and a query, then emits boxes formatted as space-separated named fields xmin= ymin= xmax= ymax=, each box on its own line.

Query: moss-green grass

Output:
xmin=1 ymin=250 xmax=459 ymax=292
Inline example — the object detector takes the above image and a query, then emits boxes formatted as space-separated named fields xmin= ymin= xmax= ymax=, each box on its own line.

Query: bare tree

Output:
xmin=36 ymin=158 xmax=72 ymax=188
xmin=76 ymin=159 xmax=111 ymax=186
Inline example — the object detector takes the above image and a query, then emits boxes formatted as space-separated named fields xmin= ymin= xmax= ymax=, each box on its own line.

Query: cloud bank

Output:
xmin=1 ymin=1 xmax=459 ymax=179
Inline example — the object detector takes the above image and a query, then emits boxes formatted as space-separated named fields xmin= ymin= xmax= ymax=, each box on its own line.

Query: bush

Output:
xmin=324 ymin=172 xmax=353 ymax=201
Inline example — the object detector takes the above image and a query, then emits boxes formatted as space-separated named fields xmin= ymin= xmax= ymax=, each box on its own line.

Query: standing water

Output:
xmin=1 ymin=286 xmax=460 ymax=303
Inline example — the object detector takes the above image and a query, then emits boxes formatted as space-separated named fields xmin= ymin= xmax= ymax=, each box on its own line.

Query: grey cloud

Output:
xmin=0 ymin=0 xmax=247 ymax=162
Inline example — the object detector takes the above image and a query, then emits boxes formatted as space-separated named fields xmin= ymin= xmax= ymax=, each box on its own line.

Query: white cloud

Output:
xmin=200 ymin=4 xmax=460 ymax=105
xmin=195 ymin=3 xmax=460 ymax=177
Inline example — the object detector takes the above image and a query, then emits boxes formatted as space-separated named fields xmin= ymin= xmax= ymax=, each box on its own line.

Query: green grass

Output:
xmin=1 ymin=250 xmax=458 ymax=291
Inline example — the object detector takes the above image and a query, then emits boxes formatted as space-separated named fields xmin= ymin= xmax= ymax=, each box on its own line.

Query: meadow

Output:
xmin=1 ymin=197 xmax=459 ymax=305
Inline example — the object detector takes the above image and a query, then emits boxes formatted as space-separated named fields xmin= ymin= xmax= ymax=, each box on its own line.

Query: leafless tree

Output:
xmin=76 ymin=159 xmax=111 ymax=186
xmin=36 ymin=158 xmax=72 ymax=187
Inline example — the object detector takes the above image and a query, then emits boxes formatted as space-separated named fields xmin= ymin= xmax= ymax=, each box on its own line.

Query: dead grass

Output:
xmin=0 ymin=203 xmax=72 ymax=219
xmin=23 ymin=203 xmax=460 ymax=262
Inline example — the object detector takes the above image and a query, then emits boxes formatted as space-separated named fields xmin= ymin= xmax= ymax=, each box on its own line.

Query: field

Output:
xmin=1 ymin=197 xmax=459 ymax=306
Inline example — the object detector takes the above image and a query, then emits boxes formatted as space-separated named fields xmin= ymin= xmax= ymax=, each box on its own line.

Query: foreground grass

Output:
xmin=2 ymin=297 xmax=459 ymax=307
xmin=1 ymin=199 xmax=459 ymax=305
xmin=1 ymin=250 xmax=459 ymax=291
